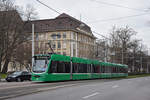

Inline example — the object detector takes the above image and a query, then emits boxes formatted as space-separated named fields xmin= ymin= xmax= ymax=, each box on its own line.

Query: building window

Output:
xmin=46 ymin=24 xmax=49 ymax=27
xmin=39 ymin=34 xmax=44 ymax=40
xmin=51 ymin=34 xmax=57 ymax=39
xmin=73 ymin=33 xmax=76 ymax=40
xmin=36 ymin=33 xmax=39 ymax=40
xmin=57 ymin=41 xmax=61 ymax=49
xmin=71 ymin=32 xmax=73 ymax=39
xmin=52 ymin=42 xmax=56 ymax=49
xmin=71 ymin=32 xmax=76 ymax=40
xmin=57 ymin=33 xmax=61 ymax=38
xmin=63 ymin=33 xmax=66 ymax=38
xmin=63 ymin=41 xmax=66 ymax=49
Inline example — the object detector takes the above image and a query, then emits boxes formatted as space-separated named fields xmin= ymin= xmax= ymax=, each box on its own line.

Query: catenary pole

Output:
xmin=32 ymin=24 xmax=35 ymax=67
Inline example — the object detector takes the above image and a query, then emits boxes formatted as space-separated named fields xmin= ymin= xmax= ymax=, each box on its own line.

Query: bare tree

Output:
xmin=0 ymin=0 xmax=38 ymax=73
xmin=15 ymin=42 xmax=32 ymax=72
xmin=109 ymin=26 xmax=137 ymax=64
xmin=22 ymin=4 xmax=38 ymax=21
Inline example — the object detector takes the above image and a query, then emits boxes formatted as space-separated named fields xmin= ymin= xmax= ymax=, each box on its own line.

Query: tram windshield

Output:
xmin=32 ymin=56 xmax=50 ymax=73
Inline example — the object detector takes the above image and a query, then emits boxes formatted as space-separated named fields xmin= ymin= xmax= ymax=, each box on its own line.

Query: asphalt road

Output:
xmin=5 ymin=77 xmax=150 ymax=100
xmin=0 ymin=79 xmax=113 ymax=99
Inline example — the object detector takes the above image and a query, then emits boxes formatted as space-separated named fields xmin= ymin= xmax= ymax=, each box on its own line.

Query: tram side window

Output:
xmin=99 ymin=65 xmax=101 ymax=73
xmin=78 ymin=63 xmax=87 ymax=73
xmin=64 ymin=62 xmax=70 ymax=73
xmin=73 ymin=63 xmax=90 ymax=73
xmin=97 ymin=65 xmax=100 ymax=73
xmin=118 ymin=67 xmax=120 ymax=73
xmin=108 ymin=66 xmax=111 ymax=73
xmin=107 ymin=66 xmax=111 ymax=73
xmin=96 ymin=65 xmax=100 ymax=73
xmin=120 ymin=68 xmax=122 ymax=73
xmin=105 ymin=66 xmax=108 ymax=73
xmin=113 ymin=67 xmax=115 ymax=73
xmin=107 ymin=66 xmax=110 ymax=73
xmin=57 ymin=61 xmax=65 ymax=73
xmin=102 ymin=65 xmax=105 ymax=73
xmin=73 ymin=63 xmax=78 ymax=73
xmin=112 ymin=67 xmax=114 ymax=73
xmin=49 ymin=61 xmax=57 ymax=73
xmin=50 ymin=61 xmax=70 ymax=73
xmin=115 ymin=67 xmax=117 ymax=73
xmin=123 ymin=68 xmax=125 ymax=73
xmin=101 ymin=65 xmax=103 ymax=73
xmin=87 ymin=64 xmax=91 ymax=73
xmin=104 ymin=66 xmax=107 ymax=73
xmin=116 ymin=67 xmax=118 ymax=73
xmin=92 ymin=65 xmax=100 ymax=73
xmin=125 ymin=68 xmax=128 ymax=73
xmin=78 ymin=64 xmax=82 ymax=73
xmin=123 ymin=68 xmax=126 ymax=73
xmin=93 ymin=65 xmax=96 ymax=73
xmin=121 ymin=68 xmax=124 ymax=73
xmin=83 ymin=64 xmax=88 ymax=73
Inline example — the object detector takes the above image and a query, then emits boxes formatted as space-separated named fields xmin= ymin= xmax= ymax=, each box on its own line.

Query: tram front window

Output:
xmin=33 ymin=59 xmax=49 ymax=73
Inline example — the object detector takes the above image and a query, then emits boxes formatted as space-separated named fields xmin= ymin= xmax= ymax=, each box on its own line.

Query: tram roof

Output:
xmin=51 ymin=54 xmax=71 ymax=62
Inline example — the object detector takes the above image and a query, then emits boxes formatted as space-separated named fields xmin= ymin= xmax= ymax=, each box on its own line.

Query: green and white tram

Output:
xmin=32 ymin=54 xmax=128 ymax=82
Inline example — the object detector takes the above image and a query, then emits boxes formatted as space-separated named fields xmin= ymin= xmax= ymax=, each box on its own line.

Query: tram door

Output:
xmin=70 ymin=61 xmax=73 ymax=80
xmin=91 ymin=64 xmax=94 ymax=78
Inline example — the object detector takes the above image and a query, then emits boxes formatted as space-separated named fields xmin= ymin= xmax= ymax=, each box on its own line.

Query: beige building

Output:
xmin=26 ymin=13 xmax=96 ymax=59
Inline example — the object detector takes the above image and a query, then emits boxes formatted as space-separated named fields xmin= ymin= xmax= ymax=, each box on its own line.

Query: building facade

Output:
xmin=26 ymin=13 xmax=96 ymax=59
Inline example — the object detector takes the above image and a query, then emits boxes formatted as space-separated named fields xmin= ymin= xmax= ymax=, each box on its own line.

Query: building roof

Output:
xmin=25 ymin=13 xmax=95 ymax=38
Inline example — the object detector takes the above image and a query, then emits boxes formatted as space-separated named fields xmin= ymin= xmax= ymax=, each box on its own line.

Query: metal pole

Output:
xmin=132 ymin=57 xmax=135 ymax=72
xmin=140 ymin=57 xmax=142 ymax=73
xmin=147 ymin=61 xmax=149 ymax=73
xmin=147 ymin=50 xmax=149 ymax=73
xmin=70 ymin=61 xmax=73 ymax=79
xmin=133 ymin=51 xmax=135 ymax=72
xmin=32 ymin=24 xmax=35 ymax=67
xmin=122 ymin=46 xmax=124 ymax=64
xmin=104 ymin=41 xmax=107 ymax=62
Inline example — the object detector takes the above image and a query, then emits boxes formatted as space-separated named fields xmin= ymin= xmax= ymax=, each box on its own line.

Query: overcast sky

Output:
xmin=15 ymin=0 xmax=150 ymax=49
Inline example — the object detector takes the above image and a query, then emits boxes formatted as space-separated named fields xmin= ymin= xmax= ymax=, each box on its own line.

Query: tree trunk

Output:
xmin=2 ymin=59 xmax=10 ymax=73
xmin=0 ymin=59 xmax=1 ymax=72
xmin=0 ymin=63 xmax=1 ymax=72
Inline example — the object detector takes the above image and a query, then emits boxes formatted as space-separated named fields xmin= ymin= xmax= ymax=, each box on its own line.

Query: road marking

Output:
xmin=112 ymin=85 xmax=119 ymax=88
xmin=82 ymin=92 xmax=99 ymax=99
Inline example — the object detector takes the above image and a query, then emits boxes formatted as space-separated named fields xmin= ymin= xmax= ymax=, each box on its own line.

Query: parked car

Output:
xmin=6 ymin=71 xmax=31 ymax=82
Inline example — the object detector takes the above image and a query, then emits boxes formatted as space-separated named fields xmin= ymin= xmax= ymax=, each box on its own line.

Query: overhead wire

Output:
xmin=90 ymin=0 xmax=149 ymax=12
xmin=36 ymin=0 xmax=61 ymax=14
xmin=87 ymin=13 xmax=150 ymax=23
xmin=92 ymin=31 xmax=111 ymax=40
